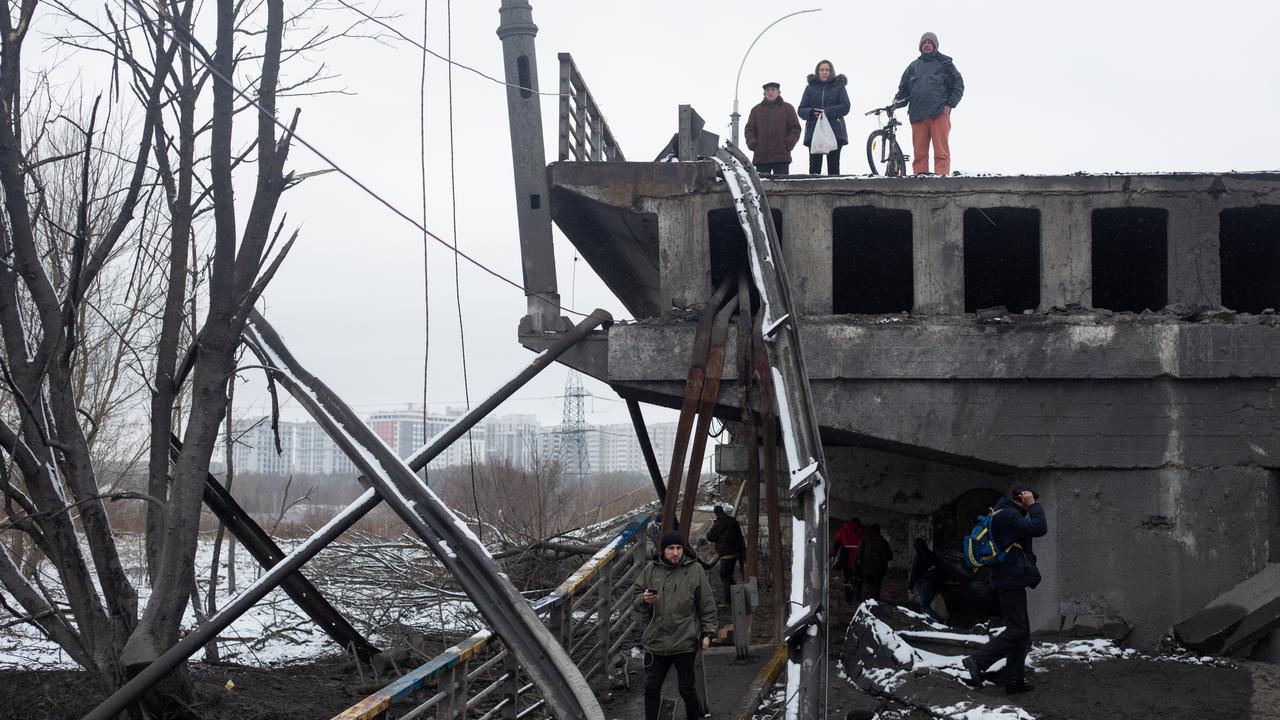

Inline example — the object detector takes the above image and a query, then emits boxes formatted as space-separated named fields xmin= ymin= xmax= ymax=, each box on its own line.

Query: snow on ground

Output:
xmin=0 ymin=531 xmax=481 ymax=670
xmin=841 ymin=601 xmax=1237 ymax=720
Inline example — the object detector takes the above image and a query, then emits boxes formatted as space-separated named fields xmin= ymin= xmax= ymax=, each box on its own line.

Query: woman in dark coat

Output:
xmin=797 ymin=59 xmax=851 ymax=175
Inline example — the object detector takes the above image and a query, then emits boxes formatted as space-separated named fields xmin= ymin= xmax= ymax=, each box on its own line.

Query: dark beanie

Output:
xmin=920 ymin=31 xmax=939 ymax=51
xmin=1011 ymin=483 xmax=1038 ymax=499
xmin=659 ymin=530 xmax=685 ymax=550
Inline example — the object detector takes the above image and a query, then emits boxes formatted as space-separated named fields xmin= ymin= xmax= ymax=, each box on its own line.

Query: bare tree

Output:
xmin=0 ymin=0 xmax=378 ymax=704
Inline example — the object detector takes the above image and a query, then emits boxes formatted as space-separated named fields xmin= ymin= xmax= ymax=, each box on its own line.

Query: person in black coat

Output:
xmin=855 ymin=524 xmax=892 ymax=602
xmin=963 ymin=484 xmax=1048 ymax=695
xmin=797 ymin=59 xmax=851 ymax=175
xmin=707 ymin=505 xmax=747 ymax=604
xmin=892 ymin=31 xmax=964 ymax=176
xmin=908 ymin=537 xmax=944 ymax=623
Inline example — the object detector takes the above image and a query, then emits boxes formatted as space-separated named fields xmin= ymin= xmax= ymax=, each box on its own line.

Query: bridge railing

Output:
xmin=557 ymin=53 xmax=625 ymax=162
xmin=334 ymin=515 xmax=652 ymax=720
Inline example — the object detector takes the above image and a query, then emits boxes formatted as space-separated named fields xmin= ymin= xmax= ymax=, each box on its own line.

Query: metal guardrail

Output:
xmin=334 ymin=515 xmax=652 ymax=720
xmin=714 ymin=145 xmax=831 ymax=720
xmin=557 ymin=53 xmax=624 ymax=162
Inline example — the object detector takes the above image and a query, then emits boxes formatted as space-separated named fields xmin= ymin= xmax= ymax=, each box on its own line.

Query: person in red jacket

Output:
xmin=744 ymin=82 xmax=801 ymax=175
xmin=832 ymin=518 xmax=865 ymax=602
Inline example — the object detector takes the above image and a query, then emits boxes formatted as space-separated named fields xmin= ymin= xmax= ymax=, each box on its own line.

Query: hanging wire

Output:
xmin=133 ymin=5 xmax=599 ymax=320
xmin=443 ymin=0 xmax=483 ymax=544
xmin=420 ymin=1 xmax=431 ymax=481
xmin=335 ymin=0 xmax=572 ymax=99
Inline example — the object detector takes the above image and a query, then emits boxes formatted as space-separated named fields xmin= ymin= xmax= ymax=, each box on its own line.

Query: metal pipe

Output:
xmin=626 ymin=398 xmax=666 ymax=502
xmin=81 ymin=488 xmax=382 ymax=720
xmin=754 ymin=312 xmax=786 ymax=643
xmin=737 ymin=271 xmax=762 ymax=579
xmin=661 ymin=278 xmax=734 ymax=532
xmin=679 ymin=295 xmax=739 ymax=533
xmin=241 ymin=309 xmax=609 ymax=720
xmin=179 ymin=434 xmax=381 ymax=661
xmin=83 ymin=311 xmax=610 ymax=720
xmin=718 ymin=145 xmax=830 ymax=719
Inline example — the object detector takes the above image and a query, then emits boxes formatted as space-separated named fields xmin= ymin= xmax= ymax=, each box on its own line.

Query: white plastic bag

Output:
xmin=810 ymin=113 xmax=838 ymax=154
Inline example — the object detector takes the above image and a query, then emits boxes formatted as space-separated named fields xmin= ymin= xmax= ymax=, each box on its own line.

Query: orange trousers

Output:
xmin=911 ymin=108 xmax=951 ymax=176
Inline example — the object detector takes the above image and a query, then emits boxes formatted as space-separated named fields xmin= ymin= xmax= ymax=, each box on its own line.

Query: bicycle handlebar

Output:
xmin=865 ymin=101 xmax=908 ymax=116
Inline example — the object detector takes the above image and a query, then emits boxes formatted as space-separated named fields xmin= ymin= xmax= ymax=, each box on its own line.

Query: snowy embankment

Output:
xmin=1 ymin=531 xmax=482 ymax=670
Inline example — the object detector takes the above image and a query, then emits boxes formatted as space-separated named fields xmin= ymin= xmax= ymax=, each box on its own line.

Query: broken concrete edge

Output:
xmin=735 ymin=644 xmax=787 ymax=720
xmin=1173 ymin=563 xmax=1280 ymax=656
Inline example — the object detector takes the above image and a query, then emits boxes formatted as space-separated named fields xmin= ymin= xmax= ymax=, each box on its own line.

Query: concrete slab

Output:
xmin=1175 ymin=563 xmax=1280 ymax=656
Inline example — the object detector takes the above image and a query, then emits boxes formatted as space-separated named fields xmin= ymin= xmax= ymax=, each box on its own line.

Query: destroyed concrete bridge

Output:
xmin=502 ymin=0 xmax=1280 ymax=680
xmin=76 ymin=2 xmax=1279 ymax=718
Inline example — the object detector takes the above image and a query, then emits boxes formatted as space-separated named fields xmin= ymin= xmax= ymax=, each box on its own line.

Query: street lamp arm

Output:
xmin=734 ymin=9 xmax=822 ymax=99
xmin=730 ymin=8 xmax=821 ymax=146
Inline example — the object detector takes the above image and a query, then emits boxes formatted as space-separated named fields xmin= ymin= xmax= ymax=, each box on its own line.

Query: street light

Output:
xmin=730 ymin=8 xmax=822 ymax=148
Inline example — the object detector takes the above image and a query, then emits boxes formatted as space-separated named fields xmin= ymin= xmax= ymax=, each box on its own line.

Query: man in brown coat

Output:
xmin=744 ymin=81 xmax=801 ymax=175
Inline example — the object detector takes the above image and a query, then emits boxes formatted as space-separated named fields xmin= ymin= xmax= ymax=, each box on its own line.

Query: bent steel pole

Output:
xmin=716 ymin=145 xmax=830 ymax=720
xmin=81 ymin=490 xmax=382 ymax=720
xmin=173 ymin=434 xmax=381 ymax=661
xmin=626 ymin=398 xmax=667 ymax=502
xmin=82 ymin=311 xmax=611 ymax=720
xmin=243 ymin=309 xmax=610 ymax=720
xmin=660 ymin=279 xmax=733 ymax=532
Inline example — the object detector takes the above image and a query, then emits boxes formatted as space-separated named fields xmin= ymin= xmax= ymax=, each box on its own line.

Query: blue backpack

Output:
xmin=963 ymin=508 xmax=1021 ymax=571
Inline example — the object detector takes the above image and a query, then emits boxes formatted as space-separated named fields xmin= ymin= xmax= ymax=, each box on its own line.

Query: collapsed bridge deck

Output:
xmin=535 ymin=163 xmax=1280 ymax=651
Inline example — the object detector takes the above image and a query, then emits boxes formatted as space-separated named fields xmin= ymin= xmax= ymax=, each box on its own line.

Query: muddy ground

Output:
xmin=0 ymin=657 xmax=404 ymax=720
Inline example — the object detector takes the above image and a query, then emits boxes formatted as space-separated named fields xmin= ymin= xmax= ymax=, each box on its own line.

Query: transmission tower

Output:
xmin=559 ymin=370 xmax=591 ymax=486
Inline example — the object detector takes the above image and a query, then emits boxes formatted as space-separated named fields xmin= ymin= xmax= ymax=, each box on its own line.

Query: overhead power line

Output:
xmin=142 ymin=6 xmax=596 ymax=320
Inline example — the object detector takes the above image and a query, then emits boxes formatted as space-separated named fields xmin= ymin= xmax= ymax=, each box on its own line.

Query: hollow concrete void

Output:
xmin=833 ymin=207 xmax=913 ymax=314
xmin=963 ymin=207 xmax=1041 ymax=313
xmin=709 ymin=207 xmax=782 ymax=290
xmin=1220 ymin=204 xmax=1280 ymax=313
xmin=1091 ymin=207 xmax=1168 ymax=312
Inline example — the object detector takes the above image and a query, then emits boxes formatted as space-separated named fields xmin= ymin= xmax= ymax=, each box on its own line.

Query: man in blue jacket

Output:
xmin=962 ymin=484 xmax=1047 ymax=694
xmin=893 ymin=32 xmax=964 ymax=176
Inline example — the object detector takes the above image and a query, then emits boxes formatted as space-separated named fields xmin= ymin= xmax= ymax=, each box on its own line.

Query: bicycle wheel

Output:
xmin=866 ymin=130 xmax=892 ymax=176
xmin=886 ymin=141 xmax=907 ymax=178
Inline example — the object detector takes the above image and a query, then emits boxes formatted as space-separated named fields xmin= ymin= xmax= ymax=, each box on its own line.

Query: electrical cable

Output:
xmin=444 ymin=0 xmax=483 ymax=544
xmin=134 ymin=4 xmax=597 ymax=320
xmin=420 ymin=1 xmax=431 ymax=482
xmin=335 ymin=0 xmax=572 ymax=99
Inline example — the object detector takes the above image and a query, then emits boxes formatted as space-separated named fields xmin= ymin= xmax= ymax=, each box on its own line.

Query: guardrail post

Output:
xmin=501 ymin=651 xmax=520 ymax=719
xmin=558 ymin=53 xmax=572 ymax=161
xmin=590 ymin=112 xmax=604 ymax=162
xmin=442 ymin=660 xmax=468 ymax=720
xmin=574 ymin=96 xmax=587 ymax=162
xmin=551 ymin=600 xmax=572 ymax=651
xmin=596 ymin=561 xmax=614 ymax=681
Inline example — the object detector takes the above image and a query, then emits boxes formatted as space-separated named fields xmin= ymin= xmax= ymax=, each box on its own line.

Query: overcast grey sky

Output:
xmin=204 ymin=0 xmax=1280 ymax=426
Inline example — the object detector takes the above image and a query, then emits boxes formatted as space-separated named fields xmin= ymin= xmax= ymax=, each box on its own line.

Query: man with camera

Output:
xmin=962 ymin=484 xmax=1047 ymax=695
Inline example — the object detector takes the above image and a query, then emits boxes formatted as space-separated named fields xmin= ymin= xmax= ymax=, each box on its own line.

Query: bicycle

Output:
xmin=864 ymin=104 xmax=908 ymax=177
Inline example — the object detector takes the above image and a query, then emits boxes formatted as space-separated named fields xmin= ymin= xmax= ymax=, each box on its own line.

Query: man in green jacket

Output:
xmin=633 ymin=529 xmax=717 ymax=720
